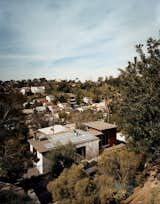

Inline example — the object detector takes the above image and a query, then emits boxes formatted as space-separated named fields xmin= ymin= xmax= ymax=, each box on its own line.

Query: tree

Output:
xmin=47 ymin=164 xmax=97 ymax=204
xmin=0 ymin=189 xmax=32 ymax=204
xmin=119 ymin=37 xmax=160 ymax=162
xmin=0 ymin=87 xmax=32 ymax=182
xmin=47 ymin=147 xmax=142 ymax=204
xmin=48 ymin=143 xmax=76 ymax=178
xmin=96 ymin=146 xmax=142 ymax=203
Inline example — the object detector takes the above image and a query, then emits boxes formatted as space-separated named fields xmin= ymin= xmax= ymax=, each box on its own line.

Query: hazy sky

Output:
xmin=0 ymin=0 xmax=160 ymax=81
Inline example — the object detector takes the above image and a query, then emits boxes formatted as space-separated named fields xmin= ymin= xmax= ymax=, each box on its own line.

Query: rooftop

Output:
xmin=50 ymin=129 xmax=99 ymax=146
xmin=28 ymin=139 xmax=51 ymax=153
xmin=38 ymin=125 xmax=69 ymax=135
xmin=29 ymin=129 xmax=99 ymax=153
xmin=84 ymin=121 xmax=117 ymax=131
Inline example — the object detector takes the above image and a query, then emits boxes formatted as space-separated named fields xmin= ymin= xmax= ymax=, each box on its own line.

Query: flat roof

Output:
xmin=88 ymin=129 xmax=102 ymax=136
xmin=84 ymin=121 xmax=117 ymax=131
xmin=29 ymin=139 xmax=52 ymax=153
xmin=50 ymin=129 xmax=99 ymax=146
xmin=38 ymin=125 xmax=69 ymax=135
xmin=29 ymin=129 xmax=99 ymax=153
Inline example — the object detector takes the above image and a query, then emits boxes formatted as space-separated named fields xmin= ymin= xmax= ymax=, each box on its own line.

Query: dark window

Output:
xmin=98 ymin=134 xmax=108 ymax=149
xmin=76 ymin=146 xmax=86 ymax=157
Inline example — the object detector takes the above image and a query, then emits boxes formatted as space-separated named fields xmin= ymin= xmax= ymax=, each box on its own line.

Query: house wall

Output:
xmin=30 ymin=144 xmax=33 ymax=152
xmin=102 ymin=128 xmax=117 ymax=146
xmin=87 ymin=127 xmax=117 ymax=147
xmin=76 ymin=140 xmax=99 ymax=160
xmin=29 ymin=143 xmax=43 ymax=174
xmin=29 ymin=139 xmax=99 ymax=175
xmin=31 ymin=149 xmax=51 ymax=175
xmin=36 ymin=151 xmax=43 ymax=174
xmin=31 ymin=87 xmax=45 ymax=94
xmin=43 ymin=154 xmax=52 ymax=174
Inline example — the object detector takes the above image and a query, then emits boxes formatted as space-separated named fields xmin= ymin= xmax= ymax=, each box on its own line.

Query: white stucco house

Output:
xmin=28 ymin=126 xmax=99 ymax=174
xmin=46 ymin=95 xmax=54 ymax=103
xmin=31 ymin=86 xmax=45 ymax=94
xmin=83 ymin=97 xmax=93 ymax=105
xmin=20 ymin=87 xmax=31 ymax=95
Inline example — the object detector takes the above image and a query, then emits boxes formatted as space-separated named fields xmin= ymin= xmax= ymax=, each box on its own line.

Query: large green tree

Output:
xmin=0 ymin=86 xmax=32 ymax=182
xmin=48 ymin=143 xmax=76 ymax=178
xmin=119 ymin=37 xmax=160 ymax=162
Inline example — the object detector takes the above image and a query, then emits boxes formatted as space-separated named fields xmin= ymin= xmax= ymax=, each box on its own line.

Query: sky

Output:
xmin=0 ymin=0 xmax=160 ymax=81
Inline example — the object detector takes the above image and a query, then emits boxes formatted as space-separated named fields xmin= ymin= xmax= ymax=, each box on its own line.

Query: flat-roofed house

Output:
xmin=31 ymin=86 xmax=45 ymax=94
xmin=84 ymin=121 xmax=117 ymax=150
xmin=28 ymin=128 xmax=99 ymax=174
xmin=37 ymin=125 xmax=69 ymax=135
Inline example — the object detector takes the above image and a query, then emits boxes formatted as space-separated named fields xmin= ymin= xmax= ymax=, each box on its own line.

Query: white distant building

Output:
xmin=83 ymin=97 xmax=93 ymax=105
xmin=28 ymin=127 xmax=99 ymax=174
xmin=57 ymin=102 xmax=65 ymax=110
xmin=46 ymin=95 xmax=54 ymax=103
xmin=22 ymin=109 xmax=34 ymax=115
xmin=31 ymin=86 xmax=45 ymax=94
xmin=20 ymin=87 xmax=31 ymax=95
xmin=117 ymin=132 xmax=126 ymax=143
xmin=92 ymin=101 xmax=106 ymax=111
xmin=35 ymin=106 xmax=46 ymax=112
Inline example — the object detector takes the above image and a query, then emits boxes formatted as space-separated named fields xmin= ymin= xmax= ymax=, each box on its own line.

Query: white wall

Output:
xmin=76 ymin=140 xmax=99 ymax=160
xmin=31 ymin=86 xmax=45 ymax=94
xmin=33 ymin=151 xmax=51 ymax=174
xmin=36 ymin=151 xmax=44 ymax=174
xmin=30 ymin=140 xmax=99 ymax=174
xmin=30 ymin=144 xmax=33 ymax=152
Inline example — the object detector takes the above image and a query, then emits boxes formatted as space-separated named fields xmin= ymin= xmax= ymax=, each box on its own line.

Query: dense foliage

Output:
xmin=48 ymin=143 xmax=76 ymax=178
xmin=48 ymin=147 xmax=142 ymax=204
xmin=0 ymin=86 xmax=32 ymax=182
xmin=119 ymin=38 xmax=160 ymax=162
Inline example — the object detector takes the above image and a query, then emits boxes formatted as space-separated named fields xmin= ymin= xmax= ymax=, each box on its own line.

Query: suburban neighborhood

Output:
xmin=1 ymin=0 xmax=160 ymax=204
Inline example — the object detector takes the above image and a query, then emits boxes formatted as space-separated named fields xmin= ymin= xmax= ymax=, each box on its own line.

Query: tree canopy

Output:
xmin=48 ymin=143 xmax=76 ymax=178
xmin=0 ymin=86 xmax=32 ymax=182
xmin=119 ymin=37 xmax=160 ymax=162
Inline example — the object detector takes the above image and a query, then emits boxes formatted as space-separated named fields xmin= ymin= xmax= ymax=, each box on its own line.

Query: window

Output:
xmin=98 ymin=134 xmax=108 ymax=149
xmin=76 ymin=146 xmax=86 ymax=157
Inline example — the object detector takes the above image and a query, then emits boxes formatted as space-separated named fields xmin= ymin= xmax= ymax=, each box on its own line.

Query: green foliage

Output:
xmin=69 ymin=109 xmax=103 ymax=124
xmin=119 ymin=37 xmax=160 ymax=161
xmin=0 ymin=189 xmax=32 ymax=204
xmin=0 ymin=87 xmax=32 ymax=182
xmin=98 ymin=147 xmax=141 ymax=184
xmin=47 ymin=164 xmax=97 ymax=204
xmin=48 ymin=146 xmax=142 ymax=204
xmin=48 ymin=143 xmax=76 ymax=178
xmin=58 ymin=110 xmax=69 ymax=124
xmin=96 ymin=146 xmax=142 ymax=203
xmin=148 ymin=187 xmax=160 ymax=204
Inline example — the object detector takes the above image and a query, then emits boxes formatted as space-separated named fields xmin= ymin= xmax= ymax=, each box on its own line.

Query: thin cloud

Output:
xmin=0 ymin=0 xmax=160 ymax=80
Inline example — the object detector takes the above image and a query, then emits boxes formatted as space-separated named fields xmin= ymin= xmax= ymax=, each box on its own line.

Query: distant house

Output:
xmin=91 ymin=101 xmax=106 ymax=112
xmin=67 ymin=93 xmax=78 ymax=108
xmin=117 ymin=132 xmax=126 ymax=143
xmin=35 ymin=106 xmax=47 ymax=112
xmin=46 ymin=95 xmax=55 ymax=103
xmin=84 ymin=121 xmax=117 ymax=150
xmin=83 ymin=97 xmax=93 ymax=105
xmin=31 ymin=86 xmax=45 ymax=94
xmin=28 ymin=127 xmax=99 ymax=174
xmin=22 ymin=109 xmax=34 ymax=115
xmin=57 ymin=102 xmax=64 ymax=110
xmin=20 ymin=87 xmax=31 ymax=95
